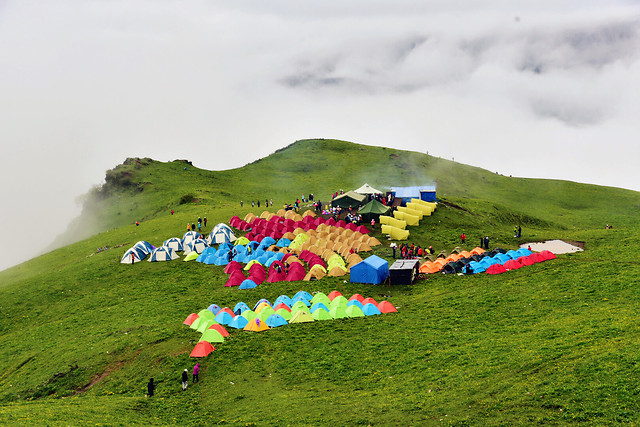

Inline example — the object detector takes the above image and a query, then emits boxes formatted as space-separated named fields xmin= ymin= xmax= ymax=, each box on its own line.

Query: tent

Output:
xmin=148 ymin=246 xmax=179 ymax=262
xmin=133 ymin=241 xmax=155 ymax=254
xmin=163 ymin=237 xmax=184 ymax=252
xmin=358 ymin=199 xmax=390 ymax=223
xmin=311 ymin=308 xmax=333 ymax=321
xmin=350 ymin=255 xmax=389 ymax=285
xmin=183 ymin=313 xmax=199 ymax=326
xmin=121 ymin=247 xmax=147 ymax=264
xmin=199 ymin=329 xmax=224 ymax=343
xmin=345 ymin=305 xmax=365 ymax=318
xmin=184 ymin=240 xmax=208 ymax=255
xmin=208 ymin=224 xmax=237 ymax=245
xmin=381 ymin=225 xmax=409 ymax=240
xmin=331 ymin=191 xmax=367 ymax=209
xmin=289 ymin=310 xmax=314 ymax=323
xmin=228 ymin=315 xmax=249 ymax=329
xmin=208 ymin=324 xmax=229 ymax=337
xmin=244 ymin=318 xmax=270 ymax=331
xmin=190 ymin=341 xmax=215 ymax=358
xmin=486 ymin=264 xmax=508 ymax=275
xmin=353 ymin=183 xmax=383 ymax=195
xmin=265 ymin=314 xmax=288 ymax=328
xmin=239 ymin=279 xmax=258 ymax=289
xmin=362 ymin=303 xmax=381 ymax=316
xmin=182 ymin=231 xmax=201 ymax=246
xmin=377 ymin=301 xmax=397 ymax=313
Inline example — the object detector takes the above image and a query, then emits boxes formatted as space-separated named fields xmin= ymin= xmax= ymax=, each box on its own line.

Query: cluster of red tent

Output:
xmin=486 ymin=250 xmax=557 ymax=274
xmin=229 ymin=213 xmax=370 ymax=241
xmin=224 ymin=250 xmax=329 ymax=286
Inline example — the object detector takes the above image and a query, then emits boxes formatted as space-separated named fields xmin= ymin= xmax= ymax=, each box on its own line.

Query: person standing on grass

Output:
xmin=181 ymin=369 xmax=188 ymax=390
xmin=460 ymin=233 xmax=466 ymax=244
xmin=147 ymin=378 xmax=156 ymax=397
xmin=193 ymin=363 xmax=200 ymax=383
xmin=131 ymin=252 xmax=135 ymax=264
xmin=204 ymin=217 xmax=207 ymax=227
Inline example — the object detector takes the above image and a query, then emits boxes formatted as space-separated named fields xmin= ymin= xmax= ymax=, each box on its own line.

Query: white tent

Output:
xmin=354 ymin=183 xmax=383 ymax=195
xmin=133 ymin=240 xmax=155 ymax=254
xmin=121 ymin=247 xmax=147 ymax=264
xmin=183 ymin=231 xmax=201 ymax=246
xmin=163 ymin=237 xmax=184 ymax=252
xmin=208 ymin=223 xmax=237 ymax=245
xmin=148 ymin=246 xmax=179 ymax=262
xmin=184 ymin=239 xmax=208 ymax=255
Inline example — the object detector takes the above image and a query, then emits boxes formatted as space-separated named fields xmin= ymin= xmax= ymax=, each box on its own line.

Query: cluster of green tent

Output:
xmin=379 ymin=199 xmax=437 ymax=240
xmin=184 ymin=290 xmax=398 ymax=357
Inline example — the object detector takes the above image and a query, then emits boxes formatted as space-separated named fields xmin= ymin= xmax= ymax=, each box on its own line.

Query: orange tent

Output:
xmin=208 ymin=324 xmax=229 ymax=337
xmin=378 ymin=301 xmax=397 ymax=313
xmin=190 ymin=341 xmax=215 ymax=357
xmin=244 ymin=318 xmax=270 ymax=332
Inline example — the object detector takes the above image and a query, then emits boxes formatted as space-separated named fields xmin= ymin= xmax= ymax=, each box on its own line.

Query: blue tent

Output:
xmin=390 ymin=185 xmax=437 ymax=203
xmin=228 ymin=315 xmax=249 ymax=329
xmin=214 ymin=311 xmax=234 ymax=325
xmin=239 ymin=279 xmax=258 ymax=289
xmin=207 ymin=304 xmax=222 ymax=315
xmin=516 ymin=248 xmax=533 ymax=258
xmin=276 ymin=238 xmax=291 ymax=247
xmin=233 ymin=302 xmax=250 ymax=314
xmin=310 ymin=302 xmax=329 ymax=313
xmin=347 ymin=299 xmax=364 ymax=310
xmin=350 ymin=255 xmax=389 ymax=285
xmin=292 ymin=295 xmax=311 ymax=306
xmin=465 ymin=261 xmax=486 ymax=274
xmin=265 ymin=314 xmax=288 ymax=328
xmin=362 ymin=303 xmax=382 ymax=316
xmin=293 ymin=291 xmax=313 ymax=300
xmin=274 ymin=295 xmax=293 ymax=307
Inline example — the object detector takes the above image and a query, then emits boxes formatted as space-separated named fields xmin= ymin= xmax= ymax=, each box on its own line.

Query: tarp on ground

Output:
xmin=353 ymin=183 xmax=383 ymax=195
xmin=331 ymin=191 xmax=367 ymax=209
xmin=350 ymin=254 xmax=389 ymax=285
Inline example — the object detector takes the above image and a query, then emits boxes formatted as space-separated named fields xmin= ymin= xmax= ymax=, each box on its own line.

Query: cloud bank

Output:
xmin=0 ymin=0 xmax=639 ymax=270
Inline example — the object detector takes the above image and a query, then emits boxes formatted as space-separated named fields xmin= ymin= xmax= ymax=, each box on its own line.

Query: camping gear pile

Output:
xmin=419 ymin=247 xmax=556 ymax=275
xmin=183 ymin=290 xmax=398 ymax=357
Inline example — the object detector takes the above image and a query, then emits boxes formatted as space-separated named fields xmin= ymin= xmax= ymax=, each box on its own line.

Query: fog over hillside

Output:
xmin=1 ymin=0 xmax=639 ymax=271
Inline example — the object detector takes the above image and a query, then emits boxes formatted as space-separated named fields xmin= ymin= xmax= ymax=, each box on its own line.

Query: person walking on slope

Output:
xmin=193 ymin=363 xmax=200 ymax=383
xmin=181 ymin=369 xmax=189 ymax=391
xmin=460 ymin=233 xmax=466 ymax=244
xmin=147 ymin=378 xmax=156 ymax=397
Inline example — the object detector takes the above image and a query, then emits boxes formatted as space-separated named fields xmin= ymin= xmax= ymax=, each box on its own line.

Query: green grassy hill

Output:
xmin=1 ymin=139 xmax=640 ymax=425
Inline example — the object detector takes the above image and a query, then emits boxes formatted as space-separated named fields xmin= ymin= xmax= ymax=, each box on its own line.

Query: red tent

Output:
xmin=356 ymin=225 xmax=370 ymax=234
xmin=529 ymin=253 xmax=546 ymax=263
xmin=486 ymin=264 xmax=507 ymax=274
xmin=327 ymin=291 xmax=343 ymax=301
xmin=183 ymin=313 xmax=199 ymax=326
xmin=325 ymin=217 xmax=337 ymax=226
xmin=518 ymin=255 xmax=535 ymax=266
xmin=218 ymin=307 xmax=235 ymax=316
xmin=190 ymin=341 xmax=215 ymax=358
xmin=362 ymin=297 xmax=378 ymax=306
xmin=345 ymin=223 xmax=357 ymax=231
xmin=335 ymin=220 xmax=347 ymax=228
xmin=224 ymin=261 xmax=243 ymax=274
xmin=540 ymin=250 xmax=557 ymax=261
xmin=503 ymin=260 xmax=522 ymax=270
xmin=377 ymin=301 xmax=397 ymax=313
xmin=208 ymin=324 xmax=229 ymax=337
xmin=273 ymin=303 xmax=292 ymax=312
xmin=349 ymin=294 xmax=365 ymax=303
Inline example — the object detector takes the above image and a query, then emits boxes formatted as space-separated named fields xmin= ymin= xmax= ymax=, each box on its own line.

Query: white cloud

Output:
xmin=0 ymin=0 xmax=639 ymax=270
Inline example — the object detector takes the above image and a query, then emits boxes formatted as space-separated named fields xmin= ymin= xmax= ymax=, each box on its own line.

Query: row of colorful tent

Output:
xmin=419 ymin=247 xmax=556 ymax=274
xmin=120 ymin=224 xmax=239 ymax=264
xmin=185 ymin=290 xmax=399 ymax=357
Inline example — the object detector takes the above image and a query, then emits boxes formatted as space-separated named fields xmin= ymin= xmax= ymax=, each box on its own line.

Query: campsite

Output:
xmin=2 ymin=139 xmax=640 ymax=425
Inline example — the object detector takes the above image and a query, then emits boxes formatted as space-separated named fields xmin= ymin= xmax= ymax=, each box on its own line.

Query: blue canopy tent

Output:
xmin=350 ymin=254 xmax=389 ymax=285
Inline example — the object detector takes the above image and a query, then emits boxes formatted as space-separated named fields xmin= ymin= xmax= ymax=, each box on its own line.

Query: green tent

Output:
xmin=331 ymin=191 xmax=367 ymax=209
xmin=184 ymin=251 xmax=199 ymax=262
xmin=311 ymin=308 xmax=333 ymax=321
xmin=289 ymin=310 xmax=314 ymax=324
xmin=199 ymin=329 xmax=225 ymax=343
xmin=329 ymin=305 xmax=348 ymax=319
xmin=241 ymin=310 xmax=258 ymax=321
xmin=346 ymin=305 xmax=365 ymax=318
xmin=257 ymin=307 xmax=275 ymax=321
xmin=197 ymin=309 xmax=216 ymax=321
xmin=311 ymin=293 xmax=331 ymax=307
xmin=358 ymin=199 xmax=390 ymax=223
xmin=275 ymin=308 xmax=292 ymax=321
xmin=234 ymin=237 xmax=250 ymax=246
xmin=196 ymin=319 xmax=216 ymax=334
xmin=291 ymin=301 xmax=310 ymax=313
xmin=329 ymin=296 xmax=348 ymax=309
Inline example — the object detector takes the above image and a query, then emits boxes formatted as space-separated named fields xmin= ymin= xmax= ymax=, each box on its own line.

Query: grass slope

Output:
xmin=1 ymin=139 xmax=640 ymax=425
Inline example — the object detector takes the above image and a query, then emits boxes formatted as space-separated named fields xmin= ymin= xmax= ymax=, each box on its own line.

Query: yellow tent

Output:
xmin=394 ymin=210 xmax=419 ymax=226
xmin=381 ymin=224 xmax=410 ymax=240
xmin=379 ymin=215 xmax=407 ymax=229
xmin=397 ymin=206 xmax=423 ymax=219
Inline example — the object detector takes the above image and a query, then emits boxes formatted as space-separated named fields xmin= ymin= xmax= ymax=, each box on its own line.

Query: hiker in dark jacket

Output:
xmin=147 ymin=378 xmax=156 ymax=397
xmin=181 ymin=369 xmax=188 ymax=390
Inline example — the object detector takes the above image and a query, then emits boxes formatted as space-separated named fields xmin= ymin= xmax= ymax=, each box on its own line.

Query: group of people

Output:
xmin=186 ymin=217 xmax=208 ymax=233
xmin=146 ymin=363 xmax=201 ymax=397
xmin=242 ymin=199 xmax=275 ymax=208
xmin=390 ymin=242 xmax=435 ymax=259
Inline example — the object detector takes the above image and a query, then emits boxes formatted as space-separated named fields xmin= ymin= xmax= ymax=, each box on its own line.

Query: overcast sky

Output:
xmin=1 ymin=1 xmax=639 ymax=271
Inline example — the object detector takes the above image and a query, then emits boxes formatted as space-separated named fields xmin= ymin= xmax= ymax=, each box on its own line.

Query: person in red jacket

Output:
xmin=460 ymin=233 xmax=466 ymax=244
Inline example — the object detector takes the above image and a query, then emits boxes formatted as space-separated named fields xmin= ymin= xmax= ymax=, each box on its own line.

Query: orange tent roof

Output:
xmin=243 ymin=318 xmax=270 ymax=332
xmin=378 ymin=301 xmax=397 ymax=313
xmin=190 ymin=341 xmax=215 ymax=358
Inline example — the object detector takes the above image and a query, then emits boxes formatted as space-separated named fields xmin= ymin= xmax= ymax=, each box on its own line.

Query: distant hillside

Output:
xmin=51 ymin=139 xmax=640 ymax=250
